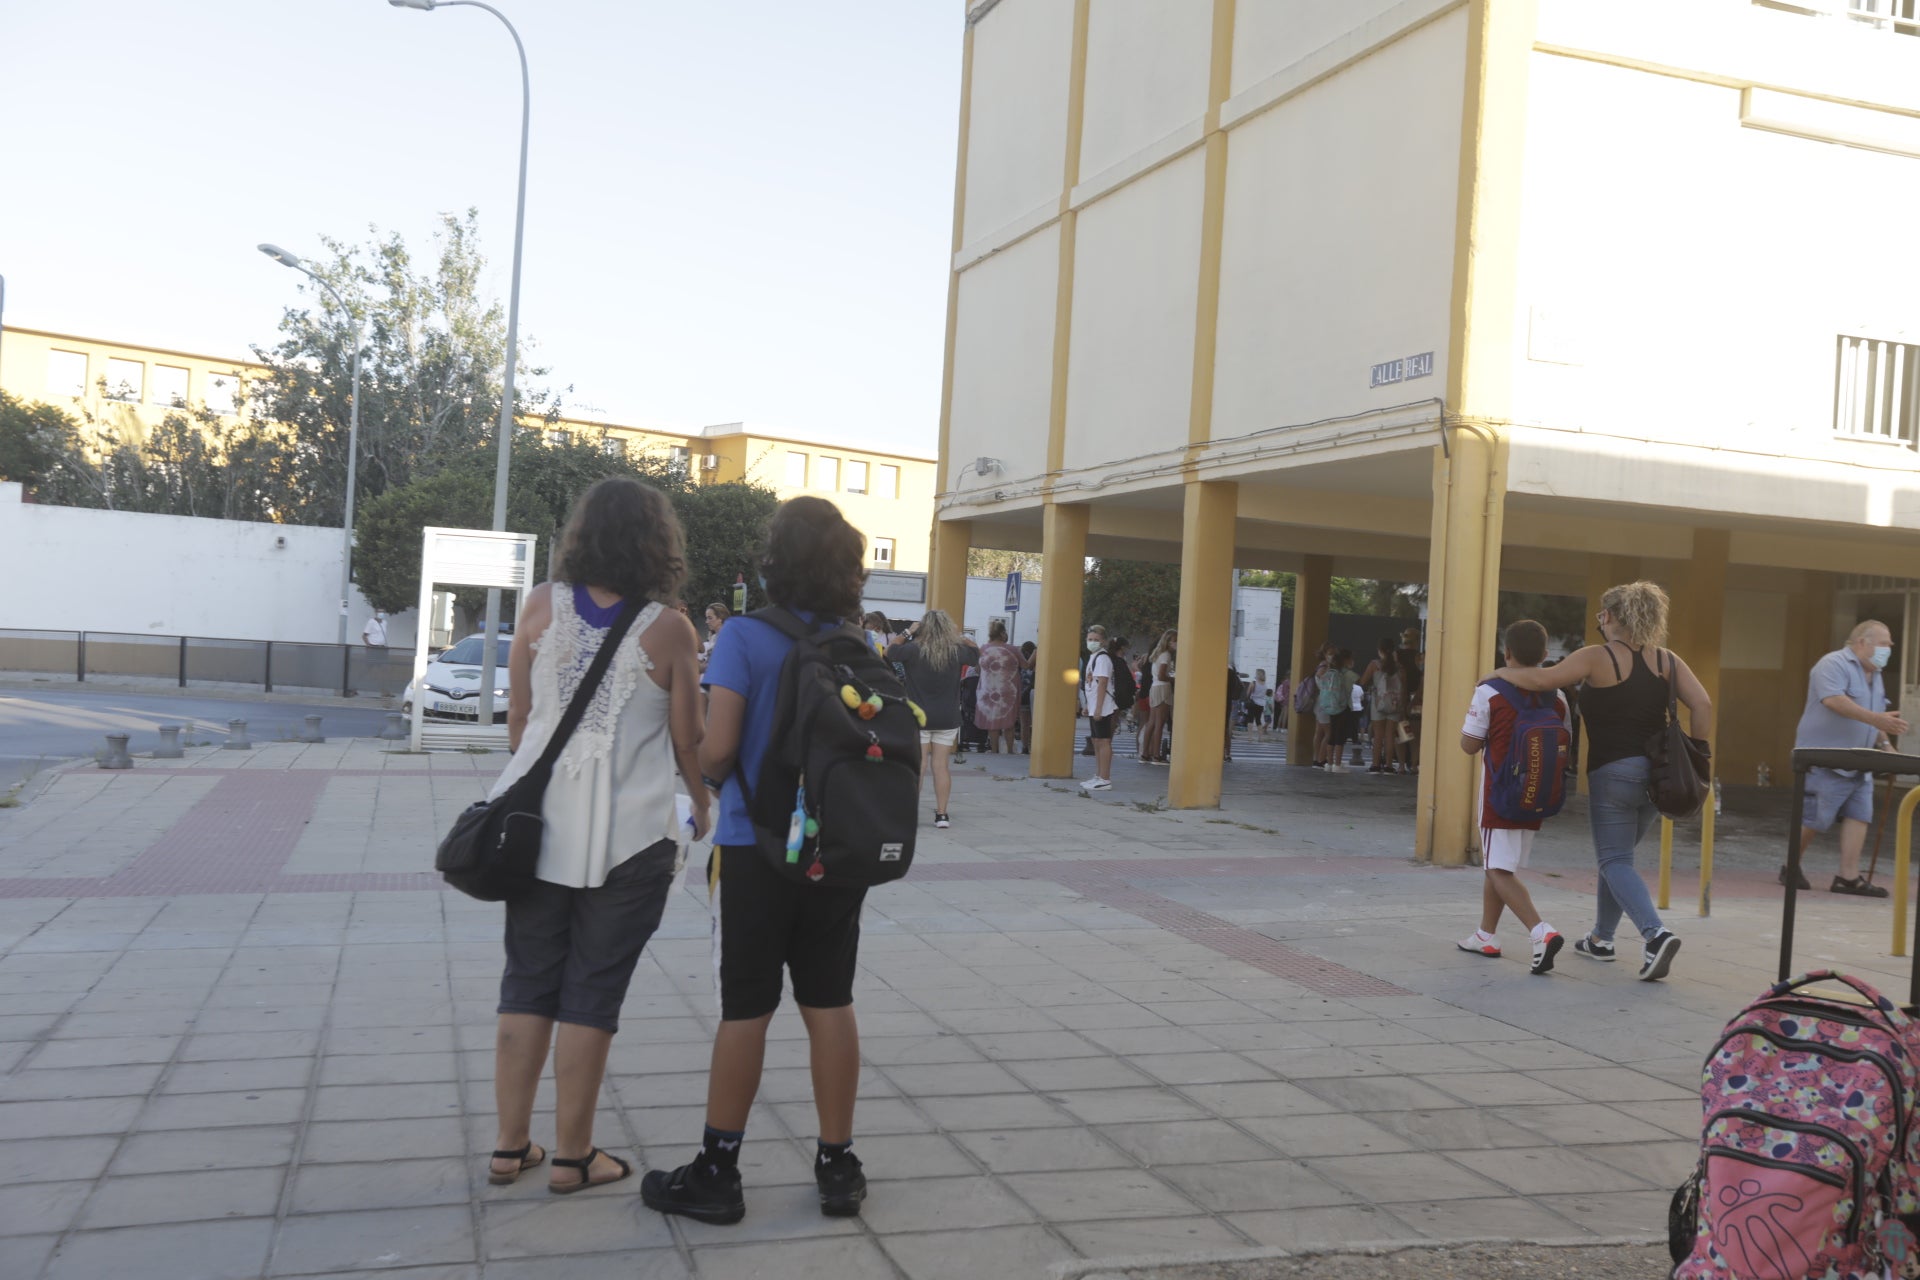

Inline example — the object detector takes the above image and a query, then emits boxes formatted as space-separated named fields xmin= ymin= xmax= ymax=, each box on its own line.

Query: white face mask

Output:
xmin=1086 ymin=639 xmax=1102 ymax=653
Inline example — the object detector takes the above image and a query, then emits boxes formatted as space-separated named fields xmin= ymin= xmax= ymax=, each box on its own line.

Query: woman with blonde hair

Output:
xmin=889 ymin=610 xmax=979 ymax=829
xmin=1140 ymin=629 xmax=1178 ymax=764
xmin=1494 ymin=580 xmax=1713 ymax=983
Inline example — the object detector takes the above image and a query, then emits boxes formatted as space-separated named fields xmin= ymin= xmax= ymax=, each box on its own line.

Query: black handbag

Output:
xmin=1645 ymin=653 xmax=1711 ymax=820
xmin=434 ymin=597 xmax=643 ymax=901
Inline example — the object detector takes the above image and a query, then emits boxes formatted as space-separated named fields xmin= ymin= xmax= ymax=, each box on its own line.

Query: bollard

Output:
xmin=298 ymin=715 xmax=325 ymax=744
xmin=379 ymin=712 xmax=409 ymax=741
xmin=153 ymin=725 xmax=184 ymax=759
xmin=223 ymin=719 xmax=252 ymax=751
xmin=100 ymin=733 xmax=134 ymax=770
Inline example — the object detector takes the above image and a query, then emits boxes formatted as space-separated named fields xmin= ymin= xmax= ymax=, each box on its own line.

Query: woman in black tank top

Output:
xmin=1495 ymin=581 xmax=1713 ymax=983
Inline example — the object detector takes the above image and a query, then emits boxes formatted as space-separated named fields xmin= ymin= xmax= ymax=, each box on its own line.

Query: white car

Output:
xmin=401 ymin=633 xmax=514 ymax=723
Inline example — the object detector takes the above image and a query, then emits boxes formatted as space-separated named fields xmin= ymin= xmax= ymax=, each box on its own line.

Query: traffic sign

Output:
xmin=1004 ymin=571 xmax=1021 ymax=613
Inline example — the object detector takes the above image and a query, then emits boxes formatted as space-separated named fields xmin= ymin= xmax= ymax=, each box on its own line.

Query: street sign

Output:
xmin=1004 ymin=571 xmax=1021 ymax=613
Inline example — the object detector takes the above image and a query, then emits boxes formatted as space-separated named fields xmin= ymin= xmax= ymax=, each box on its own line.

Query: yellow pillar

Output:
xmin=927 ymin=519 xmax=972 ymax=622
xmin=1287 ymin=555 xmax=1332 ymax=768
xmin=1169 ymin=481 xmax=1238 ymax=808
xmin=1416 ymin=0 xmax=1534 ymax=864
xmin=1031 ymin=502 xmax=1089 ymax=779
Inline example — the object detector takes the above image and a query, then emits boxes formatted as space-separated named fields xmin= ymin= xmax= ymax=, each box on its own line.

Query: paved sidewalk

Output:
xmin=0 ymin=739 xmax=1911 ymax=1279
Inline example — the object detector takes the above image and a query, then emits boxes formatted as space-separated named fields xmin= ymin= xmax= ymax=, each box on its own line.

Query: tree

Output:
xmin=1082 ymin=558 xmax=1181 ymax=650
xmin=1498 ymin=591 xmax=1586 ymax=650
xmin=967 ymin=548 xmax=1043 ymax=581
xmin=250 ymin=209 xmax=565 ymax=527
xmin=0 ymin=392 xmax=111 ymax=507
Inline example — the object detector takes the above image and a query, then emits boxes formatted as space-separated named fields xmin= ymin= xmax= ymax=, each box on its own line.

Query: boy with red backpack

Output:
xmin=1456 ymin=620 xmax=1569 ymax=975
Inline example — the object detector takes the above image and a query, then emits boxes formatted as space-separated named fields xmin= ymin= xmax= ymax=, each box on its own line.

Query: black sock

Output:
xmin=701 ymin=1125 xmax=744 ymax=1173
xmin=818 ymin=1139 xmax=853 ymax=1165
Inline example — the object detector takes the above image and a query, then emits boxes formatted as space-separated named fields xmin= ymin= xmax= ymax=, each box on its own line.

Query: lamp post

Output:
xmin=389 ymin=0 xmax=531 ymax=730
xmin=259 ymin=244 xmax=364 ymax=647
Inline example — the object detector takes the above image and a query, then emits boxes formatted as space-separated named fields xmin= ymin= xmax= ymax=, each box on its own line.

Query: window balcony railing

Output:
xmin=1834 ymin=334 xmax=1920 ymax=447
xmin=1757 ymin=0 xmax=1920 ymax=37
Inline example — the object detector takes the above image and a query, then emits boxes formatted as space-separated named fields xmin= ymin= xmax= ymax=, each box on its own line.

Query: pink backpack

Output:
xmin=1671 ymin=971 xmax=1920 ymax=1280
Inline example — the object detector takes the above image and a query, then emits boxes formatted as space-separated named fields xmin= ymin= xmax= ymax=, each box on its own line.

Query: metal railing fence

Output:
xmin=0 ymin=628 xmax=411 ymax=698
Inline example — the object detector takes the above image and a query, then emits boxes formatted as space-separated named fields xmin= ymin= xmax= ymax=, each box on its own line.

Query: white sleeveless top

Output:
xmin=486 ymin=586 xmax=682 ymax=889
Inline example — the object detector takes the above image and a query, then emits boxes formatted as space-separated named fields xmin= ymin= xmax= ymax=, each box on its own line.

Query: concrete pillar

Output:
xmin=1674 ymin=530 xmax=1729 ymax=752
xmin=928 ymin=518 xmax=972 ymax=624
xmin=1030 ymin=502 xmax=1089 ymax=779
xmin=1416 ymin=432 xmax=1507 ymax=866
xmin=1168 ymin=481 xmax=1237 ymax=809
xmin=1287 ymin=555 xmax=1333 ymax=768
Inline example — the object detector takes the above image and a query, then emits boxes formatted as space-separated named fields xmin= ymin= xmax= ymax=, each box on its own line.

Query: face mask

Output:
xmin=1874 ymin=645 xmax=1894 ymax=670
xmin=1087 ymin=640 xmax=1101 ymax=653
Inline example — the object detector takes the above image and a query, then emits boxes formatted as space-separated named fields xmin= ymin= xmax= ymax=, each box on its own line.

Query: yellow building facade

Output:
xmin=937 ymin=0 xmax=1920 ymax=860
xmin=1 ymin=327 xmax=937 ymax=580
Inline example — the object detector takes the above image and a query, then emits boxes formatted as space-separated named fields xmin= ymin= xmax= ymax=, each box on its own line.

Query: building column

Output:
xmin=1286 ymin=555 xmax=1332 ymax=767
xmin=1169 ymin=481 xmax=1238 ymax=808
xmin=1030 ymin=501 xmax=1089 ymax=779
xmin=928 ymin=518 xmax=971 ymax=623
xmin=1672 ymin=530 xmax=1729 ymax=750
xmin=1416 ymin=432 xmax=1507 ymax=865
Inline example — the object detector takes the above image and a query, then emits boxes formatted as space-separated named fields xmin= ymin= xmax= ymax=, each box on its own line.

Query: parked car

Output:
xmin=401 ymin=633 xmax=514 ymax=723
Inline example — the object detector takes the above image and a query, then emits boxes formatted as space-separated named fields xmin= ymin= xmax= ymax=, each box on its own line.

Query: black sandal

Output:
xmin=549 ymin=1147 xmax=632 ymax=1195
xmin=488 ymin=1142 xmax=546 ymax=1186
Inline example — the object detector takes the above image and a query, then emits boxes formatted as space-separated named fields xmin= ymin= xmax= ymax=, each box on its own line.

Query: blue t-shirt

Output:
xmin=702 ymin=609 xmax=830 ymax=847
xmin=1796 ymin=648 xmax=1885 ymax=754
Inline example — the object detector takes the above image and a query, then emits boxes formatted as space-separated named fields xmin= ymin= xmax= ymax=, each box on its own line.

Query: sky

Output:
xmin=0 ymin=1 xmax=964 ymax=456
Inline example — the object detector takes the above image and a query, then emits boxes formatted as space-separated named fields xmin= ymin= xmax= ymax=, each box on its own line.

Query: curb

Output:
xmin=1050 ymin=1233 xmax=1669 ymax=1279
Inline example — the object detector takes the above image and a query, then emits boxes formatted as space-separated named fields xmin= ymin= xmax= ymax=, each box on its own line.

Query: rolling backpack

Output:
xmin=735 ymin=608 xmax=923 ymax=889
xmin=1479 ymin=678 xmax=1570 ymax=824
xmin=1670 ymin=971 xmax=1920 ymax=1280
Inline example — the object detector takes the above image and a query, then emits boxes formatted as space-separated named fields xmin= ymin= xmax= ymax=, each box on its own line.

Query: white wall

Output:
xmin=1230 ymin=0 xmax=1410 ymax=97
xmin=964 ymin=0 xmax=1076 ymax=245
xmin=1063 ymin=150 xmax=1204 ymax=473
xmin=1078 ymin=0 xmax=1212 ymax=181
xmin=949 ymin=227 xmax=1061 ymax=498
xmin=1231 ymin=584 xmax=1285 ymax=678
xmin=1211 ymin=9 xmax=1466 ymax=438
xmin=0 ymin=482 xmax=414 ymax=646
xmin=961 ymin=573 xmax=1042 ymax=647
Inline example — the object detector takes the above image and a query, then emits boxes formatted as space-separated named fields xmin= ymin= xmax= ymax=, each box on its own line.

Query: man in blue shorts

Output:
xmin=1783 ymin=620 xmax=1909 ymax=897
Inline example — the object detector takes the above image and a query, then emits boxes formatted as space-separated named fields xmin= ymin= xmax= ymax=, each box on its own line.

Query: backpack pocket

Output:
xmin=1688 ymin=1109 xmax=1864 ymax=1280
xmin=811 ymin=756 xmax=919 ymax=888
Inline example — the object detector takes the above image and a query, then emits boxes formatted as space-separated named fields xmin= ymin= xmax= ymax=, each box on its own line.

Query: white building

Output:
xmin=926 ymin=0 xmax=1920 ymax=862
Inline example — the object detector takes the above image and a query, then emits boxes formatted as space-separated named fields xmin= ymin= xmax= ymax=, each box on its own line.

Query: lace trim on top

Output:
xmin=531 ymin=586 xmax=661 ymax=777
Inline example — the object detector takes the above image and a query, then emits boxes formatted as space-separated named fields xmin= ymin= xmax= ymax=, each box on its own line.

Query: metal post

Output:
xmin=1780 ymin=765 xmax=1810 ymax=982
xmin=264 ymin=640 xmax=273 ymax=694
xmin=342 ymin=645 xmax=352 ymax=698
xmin=76 ymin=631 xmax=85 ymax=683
xmin=178 ymin=635 xmax=188 ymax=688
xmin=1657 ymin=818 xmax=1672 ymax=910
xmin=338 ymin=335 xmax=363 ymax=646
xmin=1699 ymin=777 xmax=1716 ymax=918
xmin=1892 ymin=783 xmax=1920 ymax=962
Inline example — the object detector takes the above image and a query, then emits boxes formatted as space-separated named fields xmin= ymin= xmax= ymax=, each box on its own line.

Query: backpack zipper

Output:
xmin=1709 ymin=1022 xmax=1909 ymax=1164
xmin=1709 ymin=1106 xmax=1868 ymax=1241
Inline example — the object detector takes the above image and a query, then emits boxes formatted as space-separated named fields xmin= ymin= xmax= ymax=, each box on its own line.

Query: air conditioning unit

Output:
xmin=700 ymin=454 xmax=719 ymax=471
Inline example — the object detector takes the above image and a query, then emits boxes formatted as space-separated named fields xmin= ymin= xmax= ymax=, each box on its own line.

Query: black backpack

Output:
xmin=737 ymin=608 xmax=922 ymax=888
xmin=1101 ymin=649 xmax=1137 ymax=710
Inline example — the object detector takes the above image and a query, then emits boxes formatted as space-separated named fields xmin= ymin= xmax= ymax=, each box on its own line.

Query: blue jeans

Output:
xmin=1588 ymin=757 xmax=1665 ymax=944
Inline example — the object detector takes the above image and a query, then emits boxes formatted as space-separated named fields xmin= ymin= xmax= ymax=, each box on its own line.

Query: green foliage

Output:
xmin=675 ymin=481 xmax=780 ymax=616
xmin=968 ymin=548 xmax=1044 ymax=582
xmin=1498 ymin=591 xmax=1587 ymax=649
xmin=0 ymin=392 xmax=106 ymax=507
xmin=1082 ymin=558 xmax=1181 ymax=651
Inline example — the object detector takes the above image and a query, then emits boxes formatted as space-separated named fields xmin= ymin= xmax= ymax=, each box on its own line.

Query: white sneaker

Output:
xmin=1457 ymin=929 xmax=1500 ymax=958
xmin=1530 ymin=925 xmax=1564 ymax=975
xmin=1086 ymin=777 xmax=1112 ymax=791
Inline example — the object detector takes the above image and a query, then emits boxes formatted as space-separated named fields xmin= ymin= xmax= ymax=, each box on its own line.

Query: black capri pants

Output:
xmin=498 ymin=838 xmax=677 ymax=1034
xmin=710 ymin=845 xmax=866 ymax=1022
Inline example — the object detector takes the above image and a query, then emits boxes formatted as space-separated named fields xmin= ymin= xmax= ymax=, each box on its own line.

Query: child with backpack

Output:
xmin=1456 ymin=619 xmax=1568 ymax=974
xmin=1314 ymin=648 xmax=1356 ymax=771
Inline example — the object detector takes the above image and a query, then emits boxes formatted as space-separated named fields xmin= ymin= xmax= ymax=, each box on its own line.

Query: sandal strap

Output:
xmin=550 ymin=1147 xmax=600 ymax=1171
xmin=492 ymin=1143 xmax=533 ymax=1161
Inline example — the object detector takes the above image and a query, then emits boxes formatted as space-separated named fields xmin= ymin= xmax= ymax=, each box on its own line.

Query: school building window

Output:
xmin=669 ymin=446 xmax=690 ymax=481
xmin=785 ymin=451 xmax=808 ymax=487
xmin=545 ymin=428 xmax=571 ymax=447
xmin=103 ymin=358 xmax=144 ymax=402
xmin=203 ymin=371 xmax=239 ymax=416
xmin=601 ymin=437 xmax=626 ymax=457
xmin=1834 ymin=334 xmax=1920 ymax=446
xmin=875 ymin=463 xmax=899 ymax=498
xmin=152 ymin=365 xmax=190 ymax=409
xmin=46 ymin=350 xmax=87 ymax=398
xmin=845 ymin=460 xmax=868 ymax=494
xmin=815 ymin=456 xmax=839 ymax=491
xmin=871 ymin=537 xmax=894 ymax=566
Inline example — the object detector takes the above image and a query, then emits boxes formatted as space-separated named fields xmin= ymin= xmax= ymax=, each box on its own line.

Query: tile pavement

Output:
xmin=0 ymin=739 xmax=1911 ymax=1278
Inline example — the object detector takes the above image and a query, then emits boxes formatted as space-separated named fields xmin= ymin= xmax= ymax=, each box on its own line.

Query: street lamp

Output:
xmin=259 ymin=243 xmax=365 ymax=648
xmin=389 ymin=0 xmax=531 ymax=730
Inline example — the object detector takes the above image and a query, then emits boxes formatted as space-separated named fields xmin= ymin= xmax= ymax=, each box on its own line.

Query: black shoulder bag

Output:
xmin=435 ymin=598 xmax=643 ymax=901
xmin=1644 ymin=650 xmax=1712 ymax=820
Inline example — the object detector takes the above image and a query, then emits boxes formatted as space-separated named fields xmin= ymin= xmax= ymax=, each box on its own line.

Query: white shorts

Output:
xmin=920 ymin=728 xmax=959 ymax=749
xmin=1481 ymin=827 xmax=1535 ymax=872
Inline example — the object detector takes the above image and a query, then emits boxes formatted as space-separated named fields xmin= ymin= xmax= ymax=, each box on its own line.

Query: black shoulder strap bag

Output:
xmin=435 ymin=597 xmax=644 ymax=901
xmin=1644 ymin=649 xmax=1712 ymax=820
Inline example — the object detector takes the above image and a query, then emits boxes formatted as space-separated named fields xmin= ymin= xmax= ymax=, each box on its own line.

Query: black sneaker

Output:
xmin=816 ymin=1149 xmax=867 ymax=1217
xmin=1779 ymin=863 xmax=1811 ymax=891
xmin=1832 ymin=875 xmax=1890 ymax=899
xmin=1639 ymin=930 xmax=1682 ymax=983
xmin=641 ymin=1159 xmax=745 ymax=1225
xmin=1573 ymin=935 xmax=1615 ymax=963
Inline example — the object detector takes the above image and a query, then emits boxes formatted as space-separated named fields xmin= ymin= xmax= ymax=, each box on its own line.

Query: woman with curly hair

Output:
xmin=644 ymin=495 xmax=875 ymax=1226
xmin=1494 ymin=580 xmax=1713 ymax=983
xmin=485 ymin=476 xmax=711 ymax=1193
